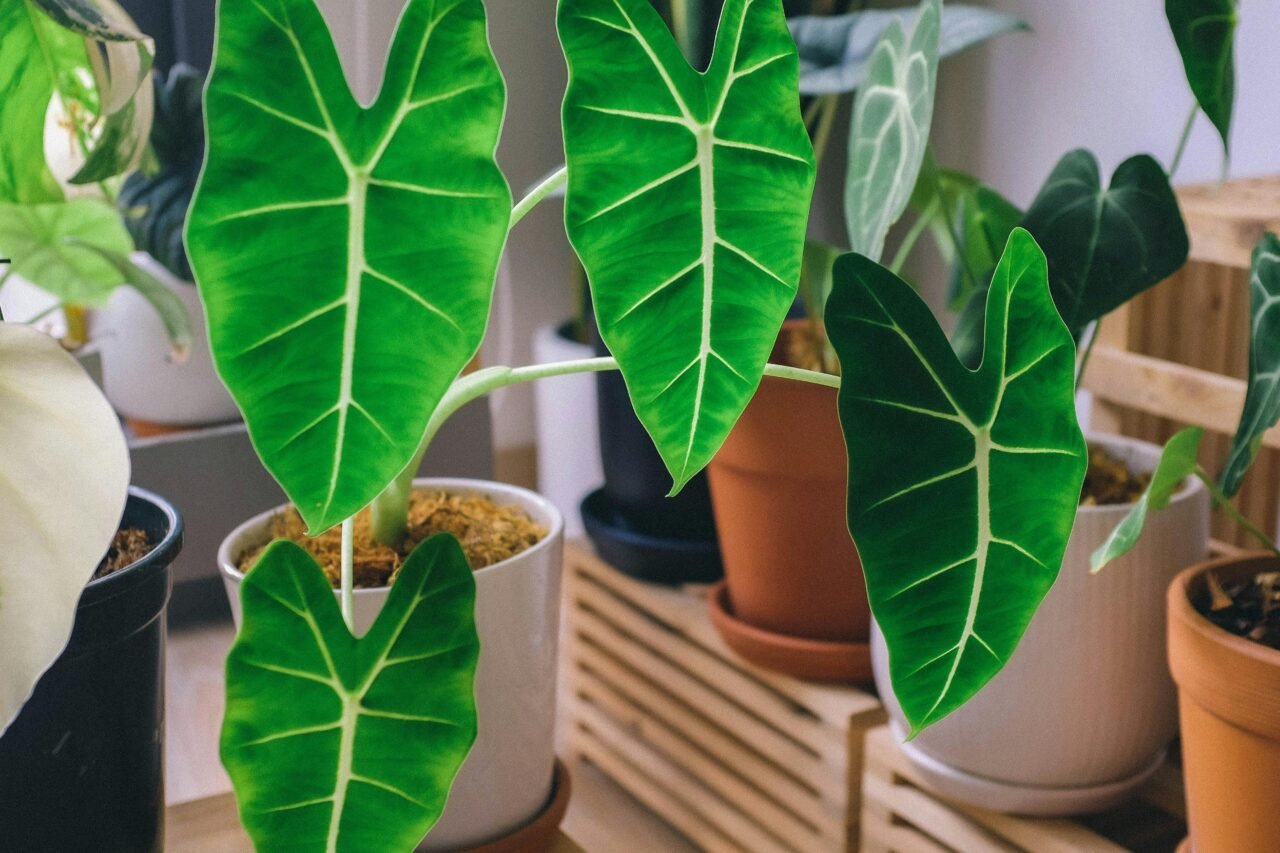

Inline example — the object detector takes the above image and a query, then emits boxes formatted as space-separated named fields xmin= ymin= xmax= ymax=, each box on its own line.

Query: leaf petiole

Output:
xmin=340 ymin=517 xmax=355 ymax=631
xmin=1170 ymin=101 xmax=1198 ymax=178
xmin=1194 ymin=465 xmax=1280 ymax=556
xmin=509 ymin=166 xmax=568 ymax=230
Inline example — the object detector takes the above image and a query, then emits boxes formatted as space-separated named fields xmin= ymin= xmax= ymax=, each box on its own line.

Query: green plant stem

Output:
xmin=1170 ymin=102 xmax=1198 ymax=179
xmin=889 ymin=205 xmax=934 ymax=275
xmin=510 ymin=167 xmax=568 ymax=230
xmin=340 ymin=517 xmax=355 ymax=631
xmin=369 ymin=357 xmax=841 ymax=544
xmin=1195 ymin=465 xmax=1280 ymax=556
xmin=1076 ymin=317 xmax=1101 ymax=391
xmin=926 ymin=148 xmax=978 ymax=293
xmin=809 ymin=95 xmax=839 ymax=170
xmin=23 ymin=302 xmax=64 ymax=326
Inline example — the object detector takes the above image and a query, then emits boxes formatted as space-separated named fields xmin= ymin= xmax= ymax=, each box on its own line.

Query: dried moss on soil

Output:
xmin=94 ymin=528 xmax=153 ymax=580
xmin=238 ymin=491 xmax=547 ymax=589
xmin=1203 ymin=571 xmax=1280 ymax=651
xmin=1081 ymin=445 xmax=1151 ymax=506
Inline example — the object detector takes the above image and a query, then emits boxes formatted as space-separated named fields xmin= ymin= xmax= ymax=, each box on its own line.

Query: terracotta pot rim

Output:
xmin=1170 ymin=552 xmax=1280 ymax=667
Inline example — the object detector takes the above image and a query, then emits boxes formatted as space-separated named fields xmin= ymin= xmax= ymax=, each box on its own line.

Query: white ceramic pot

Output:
xmin=872 ymin=433 xmax=1210 ymax=815
xmin=533 ymin=321 xmax=602 ymax=539
xmin=218 ymin=478 xmax=565 ymax=849
xmin=94 ymin=252 xmax=239 ymax=426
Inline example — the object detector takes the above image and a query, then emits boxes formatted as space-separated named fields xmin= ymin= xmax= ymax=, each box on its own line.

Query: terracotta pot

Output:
xmin=1169 ymin=554 xmax=1280 ymax=853
xmin=873 ymin=433 xmax=1210 ymax=815
xmin=706 ymin=336 xmax=870 ymax=676
xmin=219 ymin=479 xmax=567 ymax=851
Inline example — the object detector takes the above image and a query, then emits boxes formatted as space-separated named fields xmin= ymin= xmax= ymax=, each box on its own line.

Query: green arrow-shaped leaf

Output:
xmin=222 ymin=534 xmax=479 ymax=853
xmin=187 ymin=0 xmax=511 ymax=532
xmin=844 ymin=0 xmax=940 ymax=262
xmin=560 ymin=0 xmax=815 ymax=492
xmin=1092 ymin=427 xmax=1203 ymax=573
xmin=1166 ymin=0 xmax=1237 ymax=155
xmin=0 ymin=198 xmax=133 ymax=305
xmin=1020 ymin=149 xmax=1189 ymax=339
xmin=827 ymin=228 xmax=1086 ymax=734
xmin=0 ymin=322 xmax=130 ymax=734
xmin=1221 ymin=233 xmax=1280 ymax=496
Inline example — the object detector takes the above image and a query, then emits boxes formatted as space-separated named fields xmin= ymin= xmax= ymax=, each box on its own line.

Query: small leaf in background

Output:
xmin=845 ymin=0 xmax=940 ymax=263
xmin=0 ymin=2 xmax=86 ymax=204
xmin=71 ymin=243 xmax=192 ymax=361
xmin=789 ymin=5 xmax=1026 ymax=96
xmin=1166 ymin=0 xmax=1238 ymax=155
xmin=0 ymin=322 xmax=130 ymax=734
xmin=827 ymin=228 xmax=1086 ymax=734
xmin=1221 ymin=234 xmax=1280 ymax=496
xmin=1092 ymin=427 xmax=1204 ymax=573
xmin=560 ymin=0 xmax=816 ymax=494
xmin=0 ymin=198 xmax=132 ymax=305
xmin=1020 ymin=149 xmax=1189 ymax=339
xmin=798 ymin=239 xmax=843 ymax=373
xmin=187 ymin=0 xmax=511 ymax=533
xmin=222 ymin=534 xmax=479 ymax=853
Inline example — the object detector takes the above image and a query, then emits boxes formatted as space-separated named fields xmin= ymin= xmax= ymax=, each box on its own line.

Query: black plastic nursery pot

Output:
xmin=0 ymin=487 xmax=182 ymax=853
xmin=588 ymin=334 xmax=723 ymax=584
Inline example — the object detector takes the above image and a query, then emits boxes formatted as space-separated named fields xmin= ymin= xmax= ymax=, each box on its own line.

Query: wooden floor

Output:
xmin=165 ymin=616 xmax=695 ymax=852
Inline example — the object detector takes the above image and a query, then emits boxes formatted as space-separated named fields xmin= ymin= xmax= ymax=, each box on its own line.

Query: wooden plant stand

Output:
xmin=860 ymin=726 xmax=1187 ymax=853
xmin=563 ymin=543 xmax=885 ymax=853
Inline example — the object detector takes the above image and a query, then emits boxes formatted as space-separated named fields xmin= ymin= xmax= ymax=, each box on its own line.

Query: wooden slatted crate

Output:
xmin=860 ymin=726 xmax=1186 ymax=853
xmin=563 ymin=543 xmax=885 ymax=853
xmin=1088 ymin=176 xmax=1280 ymax=547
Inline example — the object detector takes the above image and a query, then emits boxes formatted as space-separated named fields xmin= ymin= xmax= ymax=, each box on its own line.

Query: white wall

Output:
xmin=316 ymin=0 xmax=571 ymax=453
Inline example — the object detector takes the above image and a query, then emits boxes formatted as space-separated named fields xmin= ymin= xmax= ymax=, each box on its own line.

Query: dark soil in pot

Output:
xmin=1081 ymin=444 xmax=1150 ymax=506
xmin=1199 ymin=569 xmax=1280 ymax=649
xmin=239 ymin=489 xmax=547 ymax=586
xmin=0 ymin=487 xmax=182 ymax=853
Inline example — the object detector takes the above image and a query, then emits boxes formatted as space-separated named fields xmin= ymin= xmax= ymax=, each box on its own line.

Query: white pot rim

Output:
xmin=217 ymin=477 xmax=565 ymax=591
xmin=1078 ymin=431 xmax=1204 ymax=518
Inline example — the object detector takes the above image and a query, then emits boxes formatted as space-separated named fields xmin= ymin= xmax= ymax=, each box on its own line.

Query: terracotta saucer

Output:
xmin=443 ymin=759 xmax=572 ymax=853
xmin=708 ymin=582 xmax=873 ymax=683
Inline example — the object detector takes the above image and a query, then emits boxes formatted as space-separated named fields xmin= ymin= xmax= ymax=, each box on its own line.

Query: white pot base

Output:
xmin=888 ymin=719 xmax=1168 ymax=816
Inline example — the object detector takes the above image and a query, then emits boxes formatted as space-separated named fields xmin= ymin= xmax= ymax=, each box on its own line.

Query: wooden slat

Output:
xmin=570 ymin=545 xmax=883 ymax=728
xmin=572 ymin=611 xmax=843 ymax=790
xmin=861 ymin=823 xmax=953 ymax=853
xmin=1177 ymin=176 xmax=1280 ymax=269
xmin=862 ymin=774 xmax=1022 ymax=853
xmin=575 ymin=674 xmax=837 ymax=852
xmin=572 ymin=699 xmax=795 ymax=853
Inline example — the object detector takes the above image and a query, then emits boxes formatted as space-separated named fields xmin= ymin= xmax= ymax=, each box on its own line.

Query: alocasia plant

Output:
xmin=826 ymin=228 xmax=1087 ymax=733
xmin=1166 ymin=0 xmax=1238 ymax=159
xmin=560 ymin=0 xmax=816 ymax=492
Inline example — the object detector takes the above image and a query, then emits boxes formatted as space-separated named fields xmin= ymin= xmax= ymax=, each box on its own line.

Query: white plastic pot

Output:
xmin=218 ymin=478 xmax=565 ymax=849
xmin=94 ymin=252 xmax=239 ymax=427
xmin=532 ymin=321 xmax=602 ymax=539
xmin=872 ymin=433 xmax=1210 ymax=815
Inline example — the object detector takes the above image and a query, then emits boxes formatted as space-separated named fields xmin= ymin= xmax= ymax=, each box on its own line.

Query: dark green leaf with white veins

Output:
xmin=845 ymin=0 xmax=940 ymax=262
xmin=1021 ymin=149 xmax=1188 ymax=339
xmin=187 ymin=0 xmax=511 ymax=533
xmin=1221 ymin=234 xmax=1280 ymax=496
xmin=560 ymin=0 xmax=816 ymax=493
xmin=222 ymin=534 xmax=479 ymax=853
xmin=1093 ymin=427 xmax=1203 ymax=574
xmin=826 ymin=228 xmax=1086 ymax=734
xmin=1166 ymin=0 xmax=1237 ymax=154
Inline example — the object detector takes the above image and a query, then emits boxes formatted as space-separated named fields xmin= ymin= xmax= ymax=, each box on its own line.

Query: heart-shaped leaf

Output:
xmin=0 ymin=198 xmax=133 ymax=305
xmin=0 ymin=2 xmax=86 ymax=204
xmin=222 ymin=534 xmax=479 ymax=853
xmin=844 ymin=0 xmax=940 ymax=262
xmin=1020 ymin=149 xmax=1189 ymax=339
xmin=788 ymin=5 xmax=1026 ymax=96
xmin=560 ymin=0 xmax=816 ymax=492
xmin=1092 ymin=427 xmax=1203 ymax=573
xmin=1221 ymin=233 xmax=1280 ymax=496
xmin=0 ymin=322 xmax=130 ymax=734
xmin=827 ymin=228 xmax=1086 ymax=734
xmin=187 ymin=0 xmax=511 ymax=532
xmin=1166 ymin=0 xmax=1237 ymax=154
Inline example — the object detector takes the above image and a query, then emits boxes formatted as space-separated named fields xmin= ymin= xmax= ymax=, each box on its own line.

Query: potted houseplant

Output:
xmin=96 ymin=63 xmax=239 ymax=435
xmin=185 ymin=0 xmax=831 ymax=848
xmin=707 ymin=0 xmax=1026 ymax=681
xmin=0 ymin=0 xmax=191 ymax=364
